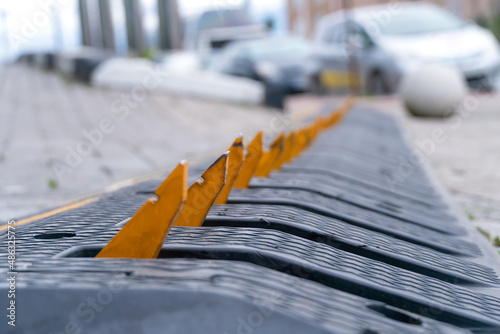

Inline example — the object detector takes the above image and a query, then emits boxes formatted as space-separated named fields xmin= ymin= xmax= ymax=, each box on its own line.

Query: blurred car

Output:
xmin=312 ymin=2 xmax=500 ymax=94
xmin=198 ymin=25 xmax=269 ymax=67
xmin=185 ymin=8 xmax=256 ymax=49
xmin=184 ymin=8 xmax=269 ymax=68
xmin=211 ymin=36 xmax=313 ymax=107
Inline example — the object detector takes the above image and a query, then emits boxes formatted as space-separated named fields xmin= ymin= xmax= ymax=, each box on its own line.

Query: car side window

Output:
xmin=226 ymin=47 xmax=243 ymax=62
xmin=214 ymin=46 xmax=241 ymax=71
xmin=233 ymin=49 xmax=250 ymax=67
xmin=346 ymin=24 xmax=373 ymax=49
xmin=323 ymin=23 xmax=346 ymax=46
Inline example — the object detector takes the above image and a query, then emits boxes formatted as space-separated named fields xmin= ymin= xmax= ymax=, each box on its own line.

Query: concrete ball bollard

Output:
xmin=401 ymin=64 xmax=467 ymax=117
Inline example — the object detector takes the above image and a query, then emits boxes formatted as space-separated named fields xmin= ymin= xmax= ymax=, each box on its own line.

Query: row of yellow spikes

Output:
xmin=96 ymin=97 xmax=355 ymax=259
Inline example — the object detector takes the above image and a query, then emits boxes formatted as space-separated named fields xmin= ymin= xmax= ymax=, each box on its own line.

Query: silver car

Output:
xmin=311 ymin=2 xmax=500 ymax=94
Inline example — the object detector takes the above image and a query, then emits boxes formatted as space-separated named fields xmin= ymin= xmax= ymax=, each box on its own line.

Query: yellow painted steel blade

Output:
xmin=303 ymin=126 xmax=314 ymax=148
xmin=316 ymin=116 xmax=328 ymax=131
xmin=96 ymin=161 xmax=188 ymax=259
xmin=327 ymin=110 xmax=341 ymax=128
xmin=283 ymin=131 xmax=297 ymax=164
xmin=173 ymin=152 xmax=228 ymax=227
xmin=339 ymin=95 xmax=356 ymax=118
xmin=325 ymin=107 xmax=338 ymax=126
xmin=234 ymin=131 xmax=263 ymax=189
xmin=274 ymin=131 xmax=295 ymax=170
xmin=309 ymin=123 xmax=319 ymax=143
xmin=254 ymin=151 xmax=270 ymax=177
xmin=290 ymin=129 xmax=305 ymax=160
xmin=345 ymin=95 xmax=357 ymax=110
xmin=215 ymin=135 xmax=245 ymax=204
xmin=254 ymin=132 xmax=284 ymax=177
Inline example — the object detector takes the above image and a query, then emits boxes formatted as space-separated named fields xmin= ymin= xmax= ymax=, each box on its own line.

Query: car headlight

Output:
xmin=480 ymin=40 xmax=500 ymax=64
xmin=255 ymin=62 xmax=281 ymax=80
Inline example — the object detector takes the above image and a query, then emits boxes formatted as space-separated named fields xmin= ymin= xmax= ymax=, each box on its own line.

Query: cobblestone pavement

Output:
xmin=0 ymin=65 xmax=311 ymax=221
xmin=289 ymin=93 xmax=500 ymax=245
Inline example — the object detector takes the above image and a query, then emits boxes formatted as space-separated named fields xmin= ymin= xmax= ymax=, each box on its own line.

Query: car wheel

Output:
xmin=263 ymin=82 xmax=287 ymax=110
xmin=311 ymin=75 xmax=327 ymax=95
xmin=367 ymin=72 xmax=390 ymax=96
xmin=472 ymin=75 xmax=495 ymax=92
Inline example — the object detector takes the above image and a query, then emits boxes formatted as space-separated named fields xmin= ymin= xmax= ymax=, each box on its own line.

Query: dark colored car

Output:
xmin=211 ymin=36 xmax=312 ymax=108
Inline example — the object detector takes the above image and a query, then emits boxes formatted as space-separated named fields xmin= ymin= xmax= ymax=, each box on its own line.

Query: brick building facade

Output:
xmin=288 ymin=0 xmax=498 ymax=37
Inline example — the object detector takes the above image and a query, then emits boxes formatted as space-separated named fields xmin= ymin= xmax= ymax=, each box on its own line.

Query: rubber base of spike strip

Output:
xmin=2 ymin=107 xmax=500 ymax=334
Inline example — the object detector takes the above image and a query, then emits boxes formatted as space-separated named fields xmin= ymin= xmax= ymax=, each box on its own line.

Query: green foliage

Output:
xmin=476 ymin=15 xmax=500 ymax=42
xmin=477 ymin=227 xmax=490 ymax=240
xmin=139 ymin=47 xmax=155 ymax=60
xmin=465 ymin=210 xmax=475 ymax=221
xmin=47 ymin=178 xmax=58 ymax=190
xmin=493 ymin=236 xmax=500 ymax=247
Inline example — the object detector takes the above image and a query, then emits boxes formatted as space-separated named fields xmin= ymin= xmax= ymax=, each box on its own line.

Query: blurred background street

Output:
xmin=2 ymin=0 xmax=500 ymax=244
xmin=0 ymin=64 xmax=306 ymax=221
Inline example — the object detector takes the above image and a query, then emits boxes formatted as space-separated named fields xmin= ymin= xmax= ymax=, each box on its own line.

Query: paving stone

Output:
xmin=0 ymin=65 xmax=293 ymax=221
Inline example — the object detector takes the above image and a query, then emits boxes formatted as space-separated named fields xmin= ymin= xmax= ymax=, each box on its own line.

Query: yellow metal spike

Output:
xmin=340 ymin=95 xmax=356 ymax=117
xmin=310 ymin=122 xmax=319 ymax=141
xmin=303 ymin=125 xmax=313 ymax=149
xmin=325 ymin=115 xmax=334 ymax=128
xmin=338 ymin=103 xmax=348 ymax=116
xmin=274 ymin=131 xmax=295 ymax=169
xmin=313 ymin=116 xmax=324 ymax=132
xmin=318 ymin=116 xmax=329 ymax=131
xmin=215 ymin=135 xmax=245 ymax=204
xmin=318 ymin=120 xmax=323 ymax=131
xmin=174 ymin=153 xmax=228 ymax=227
xmin=327 ymin=110 xmax=342 ymax=128
xmin=96 ymin=161 xmax=188 ymax=259
xmin=346 ymin=95 xmax=356 ymax=108
xmin=291 ymin=129 xmax=306 ymax=159
xmin=234 ymin=131 xmax=263 ymax=189
xmin=254 ymin=132 xmax=284 ymax=177
xmin=284 ymin=131 xmax=297 ymax=163
xmin=329 ymin=106 xmax=339 ymax=116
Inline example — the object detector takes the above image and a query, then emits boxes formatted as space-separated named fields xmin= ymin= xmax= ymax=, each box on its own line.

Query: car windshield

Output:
xmin=378 ymin=5 xmax=465 ymax=36
xmin=197 ymin=10 xmax=254 ymax=32
xmin=248 ymin=39 xmax=311 ymax=62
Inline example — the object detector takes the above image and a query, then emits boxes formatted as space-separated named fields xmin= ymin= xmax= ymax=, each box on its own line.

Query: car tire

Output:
xmin=311 ymin=75 xmax=327 ymax=95
xmin=263 ymin=82 xmax=287 ymax=110
xmin=471 ymin=75 xmax=495 ymax=92
xmin=367 ymin=72 xmax=390 ymax=96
